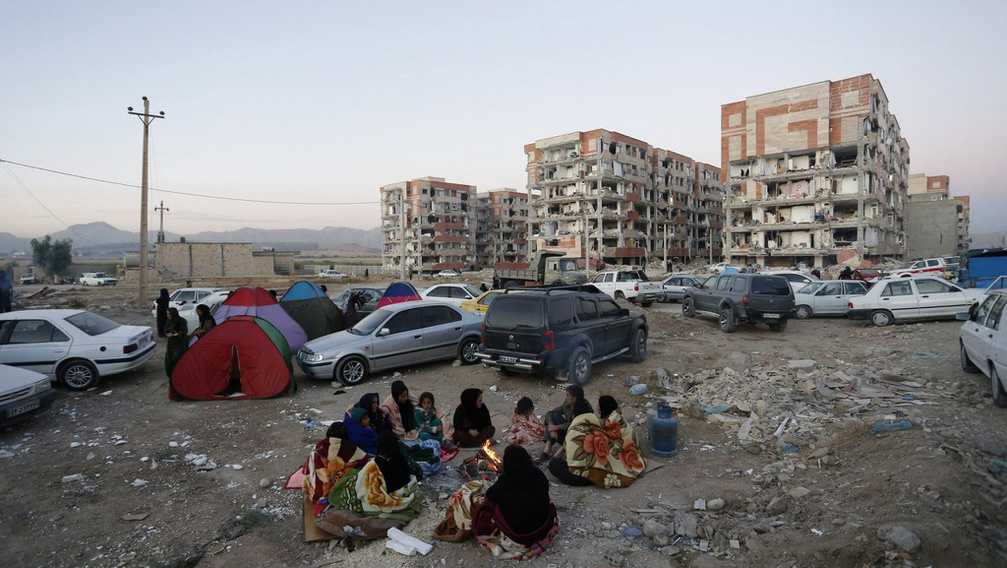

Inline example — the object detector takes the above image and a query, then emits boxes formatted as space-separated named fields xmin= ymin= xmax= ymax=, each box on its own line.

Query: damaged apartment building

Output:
xmin=720 ymin=74 xmax=910 ymax=268
xmin=381 ymin=177 xmax=477 ymax=274
xmin=905 ymin=173 xmax=971 ymax=258
xmin=475 ymin=189 xmax=531 ymax=268
xmin=524 ymin=129 xmax=724 ymax=267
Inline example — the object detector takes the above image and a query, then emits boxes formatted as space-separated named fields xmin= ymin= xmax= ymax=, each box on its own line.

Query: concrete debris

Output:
xmin=707 ymin=498 xmax=725 ymax=511
xmin=642 ymin=519 xmax=667 ymax=537
xmin=879 ymin=525 xmax=921 ymax=553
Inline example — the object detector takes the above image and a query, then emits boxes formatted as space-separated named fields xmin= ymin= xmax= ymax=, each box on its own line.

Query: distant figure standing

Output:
xmin=492 ymin=273 xmax=500 ymax=289
xmin=0 ymin=270 xmax=12 ymax=313
xmin=480 ymin=282 xmax=489 ymax=293
xmin=364 ymin=268 xmax=369 ymax=279
xmin=839 ymin=266 xmax=853 ymax=280
xmin=155 ymin=288 xmax=170 ymax=337
xmin=810 ymin=268 xmax=821 ymax=279
xmin=163 ymin=307 xmax=188 ymax=378
xmin=192 ymin=304 xmax=216 ymax=340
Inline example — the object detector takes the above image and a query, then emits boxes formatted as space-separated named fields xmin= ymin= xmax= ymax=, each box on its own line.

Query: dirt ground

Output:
xmin=2 ymin=279 xmax=1006 ymax=568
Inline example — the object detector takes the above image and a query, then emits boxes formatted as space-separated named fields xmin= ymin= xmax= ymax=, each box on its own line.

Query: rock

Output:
xmin=880 ymin=526 xmax=921 ymax=553
xmin=977 ymin=434 xmax=1007 ymax=457
xmin=642 ymin=519 xmax=667 ymax=537
xmin=725 ymin=351 xmax=753 ymax=370
xmin=809 ymin=447 xmax=831 ymax=459
xmin=659 ymin=545 xmax=681 ymax=556
xmin=256 ymin=499 xmax=267 ymax=509
xmin=753 ymin=523 xmax=772 ymax=534
xmin=131 ymin=478 xmax=148 ymax=487
xmin=654 ymin=534 xmax=670 ymax=546
xmin=831 ymin=518 xmax=846 ymax=526
xmin=821 ymin=455 xmax=838 ymax=466
xmin=766 ymin=497 xmax=788 ymax=515
xmin=788 ymin=359 xmax=817 ymax=369
xmin=707 ymin=498 xmax=726 ymax=511
xmin=259 ymin=478 xmax=272 ymax=489
xmin=674 ymin=512 xmax=698 ymax=538
xmin=789 ymin=487 xmax=811 ymax=499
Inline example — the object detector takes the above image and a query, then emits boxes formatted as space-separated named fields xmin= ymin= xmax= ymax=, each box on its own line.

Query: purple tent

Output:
xmin=214 ymin=287 xmax=308 ymax=352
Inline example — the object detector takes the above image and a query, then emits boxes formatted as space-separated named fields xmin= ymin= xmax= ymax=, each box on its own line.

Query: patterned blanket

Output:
xmin=503 ymin=411 xmax=545 ymax=446
xmin=399 ymin=438 xmax=442 ymax=476
xmin=473 ymin=501 xmax=560 ymax=560
xmin=431 ymin=479 xmax=489 ymax=542
xmin=302 ymin=437 xmax=371 ymax=503
xmin=564 ymin=411 xmax=647 ymax=488
xmin=328 ymin=460 xmax=421 ymax=521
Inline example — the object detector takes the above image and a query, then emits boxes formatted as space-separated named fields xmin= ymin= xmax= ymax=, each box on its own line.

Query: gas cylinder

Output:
xmin=649 ymin=400 xmax=678 ymax=457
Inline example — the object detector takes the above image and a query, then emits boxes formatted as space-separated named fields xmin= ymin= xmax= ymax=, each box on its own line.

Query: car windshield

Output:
xmin=350 ymin=308 xmax=391 ymax=335
xmin=64 ymin=312 xmax=121 ymax=336
xmin=800 ymin=282 xmax=824 ymax=295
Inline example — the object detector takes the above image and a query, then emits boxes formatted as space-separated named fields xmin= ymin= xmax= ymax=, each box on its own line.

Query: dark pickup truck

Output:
xmin=682 ymin=273 xmax=795 ymax=332
xmin=476 ymin=286 xmax=648 ymax=385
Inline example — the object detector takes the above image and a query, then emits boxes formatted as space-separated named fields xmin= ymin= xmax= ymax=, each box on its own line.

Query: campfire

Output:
xmin=459 ymin=440 xmax=502 ymax=481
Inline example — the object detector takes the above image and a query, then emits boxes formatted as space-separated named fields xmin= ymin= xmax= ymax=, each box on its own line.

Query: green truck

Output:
xmin=495 ymin=251 xmax=588 ymax=288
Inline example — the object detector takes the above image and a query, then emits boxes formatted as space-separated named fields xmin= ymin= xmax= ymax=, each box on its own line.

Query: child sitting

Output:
xmin=503 ymin=396 xmax=545 ymax=446
xmin=415 ymin=392 xmax=455 ymax=449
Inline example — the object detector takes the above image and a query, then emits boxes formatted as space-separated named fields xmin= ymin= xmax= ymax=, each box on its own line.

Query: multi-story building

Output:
xmin=905 ymin=173 xmax=970 ymax=257
xmin=474 ymin=188 xmax=531 ymax=268
xmin=954 ymin=195 xmax=971 ymax=252
xmin=380 ymin=176 xmax=477 ymax=275
xmin=720 ymin=74 xmax=910 ymax=268
xmin=524 ymin=129 xmax=723 ymax=267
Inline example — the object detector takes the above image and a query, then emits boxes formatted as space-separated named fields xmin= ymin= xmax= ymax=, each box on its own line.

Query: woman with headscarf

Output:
xmin=163 ymin=307 xmax=188 ymax=379
xmin=472 ymin=445 xmax=560 ymax=560
xmin=375 ymin=430 xmax=422 ymax=493
xmin=453 ymin=388 xmax=495 ymax=447
xmin=343 ymin=291 xmax=362 ymax=329
xmin=382 ymin=381 xmax=442 ymax=475
xmin=191 ymin=304 xmax=216 ymax=340
xmin=155 ymin=288 xmax=170 ymax=337
xmin=344 ymin=393 xmax=384 ymax=455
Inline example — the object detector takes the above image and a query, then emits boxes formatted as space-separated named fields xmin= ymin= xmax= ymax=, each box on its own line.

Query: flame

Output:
xmin=481 ymin=439 xmax=500 ymax=465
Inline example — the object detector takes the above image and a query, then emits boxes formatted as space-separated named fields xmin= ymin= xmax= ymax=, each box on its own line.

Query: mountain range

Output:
xmin=0 ymin=222 xmax=382 ymax=254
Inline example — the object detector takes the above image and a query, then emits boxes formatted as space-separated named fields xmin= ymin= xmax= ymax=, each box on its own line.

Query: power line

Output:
xmin=0 ymin=158 xmax=380 ymax=206
xmin=0 ymin=161 xmax=99 ymax=244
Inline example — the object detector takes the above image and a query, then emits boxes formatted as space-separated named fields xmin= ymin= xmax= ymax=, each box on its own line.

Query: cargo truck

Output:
xmin=495 ymin=251 xmax=587 ymax=288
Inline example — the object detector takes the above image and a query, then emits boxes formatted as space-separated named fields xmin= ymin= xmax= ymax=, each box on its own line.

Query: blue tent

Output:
xmin=376 ymin=281 xmax=422 ymax=308
xmin=279 ymin=281 xmax=344 ymax=340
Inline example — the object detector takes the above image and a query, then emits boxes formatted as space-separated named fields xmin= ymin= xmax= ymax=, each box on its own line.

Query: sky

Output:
xmin=2 ymin=1 xmax=1004 ymax=241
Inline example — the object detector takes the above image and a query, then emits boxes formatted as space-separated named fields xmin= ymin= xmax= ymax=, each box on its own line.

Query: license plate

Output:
xmin=8 ymin=399 xmax=39 ymax=418
xmin=499 ymin=356 xmax=517 ymax=364
xmin=763 ymin=313 xmax=781 ymax=319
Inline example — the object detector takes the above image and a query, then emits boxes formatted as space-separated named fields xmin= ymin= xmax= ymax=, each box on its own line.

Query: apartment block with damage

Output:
xmin=380 ymin=177 xmax=477 ymax=274
xmin=474 ymin=188 xmax=531 ymax=268
xmin=720 ymin=74 xmax=909 ymax=267
xmin=905 ymin=173 xmax=970 ymax=257
xmin=524 ymin=129 xmax=723 ymax=267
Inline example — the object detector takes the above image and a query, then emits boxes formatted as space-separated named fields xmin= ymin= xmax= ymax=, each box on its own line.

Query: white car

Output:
xmin=886 ymin=257 xmax=949 ymax=278
xmin=80 ymin=272 xmax=117 ymax=286
xmin=959 ymin=290 xmax=1007 ymax=406
xmin=318 ymin=270 xmax=347 ymax=279
xmin=659 ymin=274 xmax=702 ymax=303
xmin=709 ymin=262 xmax=734 ymax=274
xmin=0 ymin=364 xmax=56 ymax=428
xmin=0 ymin=309 xmax=155 ymax=390
xmin=436 ymin=270 xmax=461 ymax=278
xmin=847 ymin=276 xmax=984 ymax=327
xmin=420 ymin=283 xmax=482 ymax=307
xmin=151 ymin=287 xmax=226 ymax=316
xmin=19 ymin=274 xmax=38 ymax=285
xmin=177 ymin=290 xmax=231 ymax=330
xmin=794 ymin=280 xmax=868 ymax=319
xmin=763 ymin=270 xmax=820 ymax=294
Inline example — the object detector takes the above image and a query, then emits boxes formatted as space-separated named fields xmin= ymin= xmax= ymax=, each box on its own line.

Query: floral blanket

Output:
xmin=431 ymin=479 xmax=489 ymax=542
xmin=503 ymin=411 xmax=545 ymax=446
xmin=302 ymin=437 xmax=371 ymax=503
xmin=473 ymin=501 xmax=560 ymax=560
xmin=328 ymin=460 xmax=421 ymax=521
xmin=564 ymin=411 xmax=646 ymax=488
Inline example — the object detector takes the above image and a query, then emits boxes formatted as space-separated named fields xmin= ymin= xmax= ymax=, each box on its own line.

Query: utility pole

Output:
xmin=155 ymin=201 xmax=169 ymax=243
xmin=128 ymin=97 xmax=164 ymax=306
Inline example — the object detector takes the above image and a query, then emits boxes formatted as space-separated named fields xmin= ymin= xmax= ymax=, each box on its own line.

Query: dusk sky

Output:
xmin=3 ymin=1 xmax=1004 ymax=242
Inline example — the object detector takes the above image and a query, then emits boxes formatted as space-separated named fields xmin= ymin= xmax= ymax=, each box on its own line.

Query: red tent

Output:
xmin=169 ymin=316 xmax=295 ymax=401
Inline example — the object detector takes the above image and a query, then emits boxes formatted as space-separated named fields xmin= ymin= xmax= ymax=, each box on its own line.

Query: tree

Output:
xmin=31 ymin=236 xmax=73 ymax=278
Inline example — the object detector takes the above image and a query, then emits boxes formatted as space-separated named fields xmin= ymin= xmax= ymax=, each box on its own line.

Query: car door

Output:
xmin=692 ymin=276 xmax=720 ymax=312
xmin=420 ymin=304 xmax=464 ymax=360
xmin=575 ymin=297 xmax=606 ymax=354
xmin=369 ymin=307 xmax=425 ymax=371
xmin=599 ymin=298 xmax=631 ymax=355
xmin=0 ymin=318 xmax=72 ymax=377
xmin=915 ymin=278 xmax=968 ymax=319
xmin=877 ymin=280 xmax=918 ymax=320
xmin=988 ymin=298 xmax=1007 ymax=381
xmin=962 ymin=295 xmax=1002 ymax=371
xmin=812 ymin=282 xmax=846 ymax=314
xmin=592 ymin=273 xmax=615 ymax=297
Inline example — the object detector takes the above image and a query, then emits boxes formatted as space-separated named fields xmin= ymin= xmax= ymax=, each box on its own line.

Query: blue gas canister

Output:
xmin=649 ymin=400 xmax=678 ymax=457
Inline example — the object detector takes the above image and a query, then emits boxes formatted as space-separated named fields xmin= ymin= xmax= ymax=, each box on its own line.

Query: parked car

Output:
xmin=334 ymin=287 xmax=385 ymax=317
xmin=590 ymin=270 xmax=662 ymax=306
xmin=0 ymin=364 xmax=56 ymax=428
xmin=794 ymin=280 xmax=869 ymax=319
xmin=19 ymin=274 xmax=38 ymax=285
xmin=763 ymin=270 xmax=820 ymax=294
xmin=659 ymin=274 xmax=702 ymax=303
xmin=436 ymin=270 xmax=461 ymax=278
xmin=959 ymin=290 xmax=1007 ymax=406
xmin=420 ymin=283 xmax=482 ymax=307
xmin=178 ymin=290 xmax=231 ymax=330
xmin=709 ymin=262 xmax=735 ymax=274
xmin=296 ymin=300 xmax=483 ymax=385
xmin=80 ymin=272 xmax=117 ymax=286
xmin=151 ymin=287 xmax=227 ymax=316
xmin=683 ymin=273 xmax=795 ymax=333
xmin=317 ymin=269 xmax=347 ymax=279
xmin=885 ymin=257 xmax=949 ymax=279
xmin=477 ymin=286 xmax=648 ymax=385
xmin=847 ymin=276 xmax=984 ymax=327
xmin=0 ymin=309 xmax=155 ymax=390
xmin=459 ymin=289 xmax=504 ymax=313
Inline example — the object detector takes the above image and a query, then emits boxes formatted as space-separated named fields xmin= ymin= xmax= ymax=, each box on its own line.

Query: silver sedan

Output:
xmin=296 ymin=300 xmax=484 ymax=385
xmin=659 ymin=274 xmax=702 ymax=302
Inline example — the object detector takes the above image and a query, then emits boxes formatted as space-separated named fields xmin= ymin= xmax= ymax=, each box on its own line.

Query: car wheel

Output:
xmin=614 ymin=291 xmax=626 ymax=301
xmin=629 ymin=328 xmax=647 ymax=363
xmin=961 ymin=342 xmax=980 ymax=374
xmin=59 ymin=360 xmax=99 ymax=391
xmin=567 ymin=346 xmax=592 ymax=386
xmin=768 ymin=319 xmax=788 ymax=332
xmin=82 ymin=281 xmax=89 ymax=286
xmin=682 ymin=297 xmax=695 ymax=318
xmin=719 ymin=308 xmax=736 ymax=333
xmin=869 ymin=310 xmax=893 ymax=327
xmin=458 ymin=337 xmax=480 ymax=365
xmin=503 ymin=280 xmax=517 ymax=289
xmin=335 ymin=356 xmax=369 ymax=386
xmin=795 ymin=305 xmax=812 ymax=319
xmin=992 ymin=367 xmax=1007 ymax=407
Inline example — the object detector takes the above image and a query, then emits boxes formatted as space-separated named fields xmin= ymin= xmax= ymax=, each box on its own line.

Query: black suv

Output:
xmin=682 ymin=273 xmax=794 ymax=333
xmin=477 ymin=286 xmax=648 ymax=385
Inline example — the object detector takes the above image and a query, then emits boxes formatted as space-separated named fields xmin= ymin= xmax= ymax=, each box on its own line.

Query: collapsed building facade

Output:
xmin=523 ymin=129 xmax=724 ymax=267
xmin=720 ymin=74 xmax=910 ymax=268
xmin=475 ymin=188 xmax=531 ymax=268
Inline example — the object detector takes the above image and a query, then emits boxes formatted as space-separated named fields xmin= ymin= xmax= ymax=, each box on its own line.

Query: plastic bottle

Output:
xmin=305 ymin=420 xmax=316 ymax=431
xmin=648 ymin=400 xmax=678 ymax=457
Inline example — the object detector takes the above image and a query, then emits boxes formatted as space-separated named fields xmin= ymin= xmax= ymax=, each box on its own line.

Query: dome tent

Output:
xmin=214 ymin=286 xmax=308 ymax=352
xmin=279 ymin=281 xmax=344 ymax=340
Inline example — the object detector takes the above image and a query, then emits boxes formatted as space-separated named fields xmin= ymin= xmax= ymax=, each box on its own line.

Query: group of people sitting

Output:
xmin=298 ymin=381 xmax=646 ymax=560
